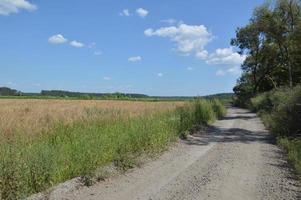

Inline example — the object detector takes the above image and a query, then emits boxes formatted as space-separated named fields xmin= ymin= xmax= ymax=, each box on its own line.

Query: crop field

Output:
xmin=0 ymin=98 xmax=225 ymax=199
xmin=0 ymin=99 xmax=183 ymax=137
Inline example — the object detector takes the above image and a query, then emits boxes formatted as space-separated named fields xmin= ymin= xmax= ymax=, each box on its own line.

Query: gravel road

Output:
xmin=61 ymin=107 xmax=300 ymax=200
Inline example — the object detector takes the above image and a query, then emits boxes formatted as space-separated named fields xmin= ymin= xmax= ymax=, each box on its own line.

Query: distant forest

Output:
xmin=0 ymin=87 xmax=233 ymax=101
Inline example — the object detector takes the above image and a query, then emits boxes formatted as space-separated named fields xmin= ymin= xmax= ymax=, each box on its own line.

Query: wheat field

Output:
xmin=0 ymin=98 xmax=225 ymax=199
xmin=0 ymin=99 xmax=183 ymax=137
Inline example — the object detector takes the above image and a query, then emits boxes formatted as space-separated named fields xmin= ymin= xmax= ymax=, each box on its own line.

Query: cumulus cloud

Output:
xmin=157 ymin=73 xmax=163 ymax=77
xmin=195 ymin=50 xmax=208 ymax=60
xmin=144 ymin=23 xmax=245 ymax=77
xmin=70 ymin=40 xmax=84 ymax=48
xmin=0 ymin=0 xmax=37 ymax=15
xmin=207 ymin=47 xmax=245 ymax=77
xmin=48 ymin=34 xmax=68 ymax=44
xmin=136 ymin=8 xmax=148 ymax=17
xmin=145 ymin=23 xmax=212 ymax=56
xmin=206 ymin=47 xmax=246 ymax=65
xmin=128 ymin=56 xmax=142 ymax=62
xmin=187 ymin=67 xmax=194 ymax=71
xmin=120 ymin=9 xmax=130 ymax=16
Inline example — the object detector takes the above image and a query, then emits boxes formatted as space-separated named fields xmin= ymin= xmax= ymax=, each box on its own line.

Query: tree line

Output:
xmin=232 ymin=0 xmax=301 ymax=106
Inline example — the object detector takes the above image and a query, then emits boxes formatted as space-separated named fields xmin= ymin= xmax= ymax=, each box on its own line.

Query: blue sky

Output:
xmin=0 ymin=0 xmax=264 ymax=96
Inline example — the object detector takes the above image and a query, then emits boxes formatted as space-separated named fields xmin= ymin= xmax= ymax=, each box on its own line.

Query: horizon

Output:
xmin=0 ymin=86 xmax=233 ymax=97
xmin=1 ymin=0 xmax=264 ymax=96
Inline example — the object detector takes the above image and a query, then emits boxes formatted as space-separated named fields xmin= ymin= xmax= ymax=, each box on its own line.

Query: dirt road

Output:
xmin=61 ymin=107 xmax=300 ymax=200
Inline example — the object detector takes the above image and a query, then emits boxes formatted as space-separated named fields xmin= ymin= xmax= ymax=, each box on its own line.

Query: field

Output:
xmin=0 ymin=99 xmax=183 ymax=137
xmin=0 ymin=98 xmax=225 ymax=199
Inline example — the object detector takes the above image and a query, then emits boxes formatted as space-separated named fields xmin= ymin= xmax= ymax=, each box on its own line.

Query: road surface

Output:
xmin=59 ymin=107 xmax=300 ymax=200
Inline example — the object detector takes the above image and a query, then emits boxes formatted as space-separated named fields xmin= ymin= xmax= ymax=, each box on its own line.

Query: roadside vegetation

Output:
xmin=231 ymin=0 xmax=301 ymax=180
xmin=0 ymin=98 xmax=226 ymax=199
xmin=250 ymin=86 xmax=301 ymax=177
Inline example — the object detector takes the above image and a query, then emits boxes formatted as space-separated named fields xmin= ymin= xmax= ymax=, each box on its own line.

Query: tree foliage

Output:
xmin=232 ymin=0 xmax=301 ymax=106
xmin=0 ymin=87 xmax=21 ymax=96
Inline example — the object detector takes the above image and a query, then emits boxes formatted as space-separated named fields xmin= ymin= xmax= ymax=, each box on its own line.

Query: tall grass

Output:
xmin=250 ymin=85 xmax=301 ymax=179
xmin=0 ymin=99 xmax=226 ymax=199
xmin=278 ymin=138 xmax=301 ymax=179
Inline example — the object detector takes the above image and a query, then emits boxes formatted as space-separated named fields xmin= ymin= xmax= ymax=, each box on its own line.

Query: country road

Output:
xmin=59 ymin=107 xmax=300 ymax=200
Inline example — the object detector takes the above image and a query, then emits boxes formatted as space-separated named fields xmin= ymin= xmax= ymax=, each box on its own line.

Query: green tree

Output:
xmin=232 ymin=0 xmax=301 ymax=106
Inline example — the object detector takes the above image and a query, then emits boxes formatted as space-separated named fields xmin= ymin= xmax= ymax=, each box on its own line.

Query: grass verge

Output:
xmin=278 ymin=137 xmax=301 ymax=179
xmin=250 ymin=85 xmax=301 ymax=180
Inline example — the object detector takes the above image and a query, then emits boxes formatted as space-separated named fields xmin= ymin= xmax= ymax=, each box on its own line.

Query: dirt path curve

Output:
xmin=62 ymin=107 xmax=300 ymax=200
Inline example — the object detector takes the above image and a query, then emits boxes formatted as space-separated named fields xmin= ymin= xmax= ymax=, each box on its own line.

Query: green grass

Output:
xmin=278 ymin=137 xmax=301 ymax=179
xmin=250 ymin=85 xmax=301 ymax=180
xmin=210 ymin=99 xmax=227 ymax=119
xmin=0 ymin=99 xmax=226 ymax=199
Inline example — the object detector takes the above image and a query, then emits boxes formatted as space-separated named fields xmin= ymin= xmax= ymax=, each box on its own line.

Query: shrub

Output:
xmin=252 ymin=86 xmax=301 ymax=137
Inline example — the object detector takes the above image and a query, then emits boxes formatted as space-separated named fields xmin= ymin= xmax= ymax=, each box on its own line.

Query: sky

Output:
xmin=0 ymin=0 xmax=265 ymax=96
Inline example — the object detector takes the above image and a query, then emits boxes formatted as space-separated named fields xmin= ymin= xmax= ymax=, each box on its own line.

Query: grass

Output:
xmin=278 ymin=137 xmax=301 ymax=179
xmin=250 ymin=85 xmax=301 ymax=180
xmin=0 ymin=98 xmax=226 ymax=199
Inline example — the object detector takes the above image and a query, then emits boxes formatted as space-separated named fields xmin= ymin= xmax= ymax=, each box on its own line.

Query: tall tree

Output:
xmin=232 ymin=0 xmax=301 ymax=106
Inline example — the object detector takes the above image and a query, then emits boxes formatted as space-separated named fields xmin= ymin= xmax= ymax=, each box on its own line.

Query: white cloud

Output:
xmin=103 ymin=76 xmax=111 ymax=81
xmin=195 ymin=50 xmax=208 ymax=60
xmin=120 ymin=9 xmax=130 ymax=16
xmin=207 ymin=48 xmax=244 ymax=77
xmin=157 ymin=73 xmax=163 ymax=77
xmin=128 ymin=56 xmax=142 ymax=62
xmin=206 ymin=47 xmax=246 ymax=65
xmin=0 ymin=0 xmax=37 ymax=15
xmin=48 ymin=34 xmax=68 ymax=44
xmin=145 ymin=23 xmax=212 ymax=56
xmin=70 ymin=40 xmax=84 ymax=48
xmin=227 ymin=66 xmax=241 ymax=75
xmin=161 ymin=18 xmax=177 ymax=25
xmin=136 ymin=8 xmax=148 ymax=17
xmin=187 ymin=67 xmax=193 ymax=71
xmin=216 ymin=70 xmax=226 ymax=76
xmin=216 ymin=66 xmax=241 ymax=77
xmin=94 ymin=51 xmax=102 ymax=56
xmin=144 ymin=22 xmax=246 ymax=76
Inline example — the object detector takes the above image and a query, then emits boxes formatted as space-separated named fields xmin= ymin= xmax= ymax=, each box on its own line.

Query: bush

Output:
xmin=251 ymin=86 xmax=301 ymax=137
xmin=250 ymin=87 xmax=293 ymax=113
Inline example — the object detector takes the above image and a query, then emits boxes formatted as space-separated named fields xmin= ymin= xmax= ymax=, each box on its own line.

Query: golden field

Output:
xmin=0 ymin=98 xmax=225 ymax=199
xmin=0 ymin=99 xmax=183 ymax=137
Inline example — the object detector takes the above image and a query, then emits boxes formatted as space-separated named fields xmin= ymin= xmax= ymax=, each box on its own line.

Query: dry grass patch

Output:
xmin=0 ymin=99 xmax=183 ymax=137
